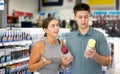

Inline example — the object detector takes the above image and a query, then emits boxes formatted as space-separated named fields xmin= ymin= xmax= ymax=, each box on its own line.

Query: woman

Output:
xmin=28 ymin=17 xmax=73 ymax=74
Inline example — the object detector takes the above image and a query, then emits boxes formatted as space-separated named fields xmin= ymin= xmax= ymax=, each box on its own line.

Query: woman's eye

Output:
xmin=52 ymin=25 xmax=55 ymax=27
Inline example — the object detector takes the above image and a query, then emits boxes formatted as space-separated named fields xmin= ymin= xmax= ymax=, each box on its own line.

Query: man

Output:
xmin=66 ymin=3 xmax=110 ymax=74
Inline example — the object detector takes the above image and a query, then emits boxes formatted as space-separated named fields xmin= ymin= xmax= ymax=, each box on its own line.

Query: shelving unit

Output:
xmin=0 ymin=57 xmax=29 ymax=67
xmin=2 ymin=40 xmax=32 ymax=46
xmin=0 ymin=28 xmax=33 ymax=74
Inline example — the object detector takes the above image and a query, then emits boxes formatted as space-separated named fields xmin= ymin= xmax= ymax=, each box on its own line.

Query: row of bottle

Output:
xmin=0 ymin=61 xmax=32 ymax=74
xmin=0 ymin=29 xmax=32 ymax=42
xmin=0 ymin=46 xmax=30 ymax=63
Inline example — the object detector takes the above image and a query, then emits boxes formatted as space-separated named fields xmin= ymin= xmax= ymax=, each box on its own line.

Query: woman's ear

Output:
xmin=44 ymin=28 xmax=47 ymax=33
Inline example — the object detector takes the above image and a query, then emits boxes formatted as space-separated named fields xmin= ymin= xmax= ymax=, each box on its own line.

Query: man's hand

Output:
xmin=84 ymin=49 xmax=96 ymax=58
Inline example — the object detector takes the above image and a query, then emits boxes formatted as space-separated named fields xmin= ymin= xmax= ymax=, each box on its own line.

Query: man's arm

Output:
xmin=85 ymin=49 xmax=110 ymax=66
xmin=93 ymin=53 xmax=110 ymax=66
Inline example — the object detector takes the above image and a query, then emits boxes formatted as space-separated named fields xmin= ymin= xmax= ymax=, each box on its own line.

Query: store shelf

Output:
xmin=2 ymin=40 xmax=32 ymax=46
xmin=0 ymin=57 xmax=30 ymax=67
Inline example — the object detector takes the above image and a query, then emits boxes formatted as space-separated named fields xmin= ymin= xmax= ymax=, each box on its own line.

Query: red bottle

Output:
xmin=61 ymin=45 xmax=68 ymax=54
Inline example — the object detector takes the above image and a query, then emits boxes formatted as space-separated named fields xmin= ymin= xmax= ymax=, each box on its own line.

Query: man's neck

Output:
xmin=79 ymin=26 xmax=90 ymax=35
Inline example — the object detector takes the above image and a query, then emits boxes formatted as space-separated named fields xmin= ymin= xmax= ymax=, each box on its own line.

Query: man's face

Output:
xmin=74 ymin=11 xmax=90 ymax=29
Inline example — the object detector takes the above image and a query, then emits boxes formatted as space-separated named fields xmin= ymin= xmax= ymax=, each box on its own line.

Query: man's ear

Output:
xmin=74 ymin=15 xmax=76 ymax=21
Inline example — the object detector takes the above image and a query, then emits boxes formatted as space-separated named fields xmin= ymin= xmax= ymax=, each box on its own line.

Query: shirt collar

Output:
xmin=76 ymin=28 xmax=93 ymax=36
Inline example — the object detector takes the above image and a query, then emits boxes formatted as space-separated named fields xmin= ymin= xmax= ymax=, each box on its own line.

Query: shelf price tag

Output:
xmin=3 ymin=42 xmax=9 ymax=46
xmin=0 ymin=63 xmax=3 ymax=67
xmin=0 ymin=43 xmax=3 ymax=46
xmin=3 ymin=63 xmax=7 ymax=66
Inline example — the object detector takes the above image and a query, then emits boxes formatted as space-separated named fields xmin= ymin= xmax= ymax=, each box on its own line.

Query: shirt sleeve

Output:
xmin=97 ymin=34 xmax=110 ymax=56
xmin=66 ymin=33 xmax=73 ymax=55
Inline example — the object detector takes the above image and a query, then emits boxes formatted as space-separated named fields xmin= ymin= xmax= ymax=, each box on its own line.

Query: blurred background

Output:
xmin=0 ymin=0 xmax=120 ymax=74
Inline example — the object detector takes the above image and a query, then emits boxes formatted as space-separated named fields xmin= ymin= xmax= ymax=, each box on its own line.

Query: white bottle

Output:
xmin=84 ymin=39 xmax=96 ymax=58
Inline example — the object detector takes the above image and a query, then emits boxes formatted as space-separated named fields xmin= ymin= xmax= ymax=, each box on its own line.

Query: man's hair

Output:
xmin=73 ymin=3 xmax=90 ymax=15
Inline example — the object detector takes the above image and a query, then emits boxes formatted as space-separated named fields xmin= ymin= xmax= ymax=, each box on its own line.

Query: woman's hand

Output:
xmin=61 ymin=55 xmax=73 ymax=67
xmin=41 ymin=57 xmax=52 ymax=65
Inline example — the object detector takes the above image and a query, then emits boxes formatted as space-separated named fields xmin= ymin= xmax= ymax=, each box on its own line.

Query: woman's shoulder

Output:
xmin=33 ymin=40 xmax=45 ymax=49
xmin=31 ymin=40 xmax=45 ymax=54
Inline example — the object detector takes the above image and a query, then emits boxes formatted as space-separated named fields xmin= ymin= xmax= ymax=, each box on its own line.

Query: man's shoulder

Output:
xmin=91 ymin=28 xmax=106 ymax=40
xmin=66 ymin=31 xmax=77 ymax=37
xmin=92 ymin=28 xmax=104 ymax=36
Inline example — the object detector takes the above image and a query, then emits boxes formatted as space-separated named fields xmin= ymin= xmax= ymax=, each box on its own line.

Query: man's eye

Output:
xmin=85 ymin=16 xmax=88 ymax=18
xmin=78 ymin=17 xmax=82 ymax=19
xmin=56 ymin=24 xmax=59 ymax=27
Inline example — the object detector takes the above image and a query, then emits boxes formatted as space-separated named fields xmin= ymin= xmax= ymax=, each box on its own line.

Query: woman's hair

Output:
xmin=73 ymin=3 xmax=90 ymax=15
xmin=42 ymin=17 xmax=56 ymax=37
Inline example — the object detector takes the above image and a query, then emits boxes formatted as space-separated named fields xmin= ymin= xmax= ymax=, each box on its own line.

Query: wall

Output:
xmin=40 ymin=0 xmax=116 ymax=20
xmin=40 ymin=0 xmax=75 ymax=12
xmin=8 ymin=0 xmax=117 ymax=20
xmin=0 ymin=0 xmax=7 ymax=28
xmin=82 ymin=0 xmax=115 ymax=10
xmin=40 ymin=0 xmax=75 ymax=20
xmin=8 ymin=0 xmax=38 ymax=17
xmin=40 ymin=0 xmax=115 ymax=11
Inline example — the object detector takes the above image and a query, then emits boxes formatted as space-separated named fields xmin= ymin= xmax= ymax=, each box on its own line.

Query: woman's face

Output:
xmin=45 ymin=19 xmax=59 ymax=38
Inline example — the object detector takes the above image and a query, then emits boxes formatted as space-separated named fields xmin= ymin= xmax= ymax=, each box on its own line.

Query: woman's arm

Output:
xmin=28 ymin=41 xmax=51 ymax=72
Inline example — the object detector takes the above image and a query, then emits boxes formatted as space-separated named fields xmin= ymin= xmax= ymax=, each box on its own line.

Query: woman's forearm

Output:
xmin=28 ymin=61 xmax=46 ymax=72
